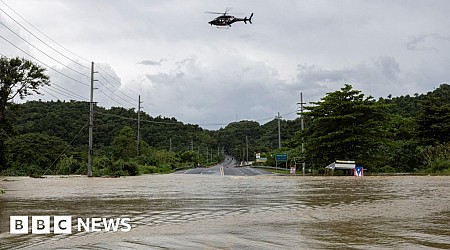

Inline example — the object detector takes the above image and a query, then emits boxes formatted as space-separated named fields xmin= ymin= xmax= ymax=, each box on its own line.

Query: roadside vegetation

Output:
xmin=1 ymin=56 xmax=450 ymax=176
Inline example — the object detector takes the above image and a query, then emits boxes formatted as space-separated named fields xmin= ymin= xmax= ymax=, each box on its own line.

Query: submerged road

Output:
xmin=175 ymin=156 xmax=273 ymax=176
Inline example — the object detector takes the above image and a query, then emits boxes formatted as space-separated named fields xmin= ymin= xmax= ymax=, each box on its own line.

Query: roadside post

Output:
xmin=290 ymin=165 xmax=296 ymax=175
xmin=275 ymin=153 xmax=288 ymax=170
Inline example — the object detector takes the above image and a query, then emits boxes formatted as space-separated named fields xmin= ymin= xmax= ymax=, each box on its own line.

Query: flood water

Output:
xmin=1 ymin=174 xmax=449 ymax=249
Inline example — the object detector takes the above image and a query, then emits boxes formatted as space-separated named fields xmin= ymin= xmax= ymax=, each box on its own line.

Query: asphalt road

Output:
xmin=175 ymin=157 xmax=273 ymax=176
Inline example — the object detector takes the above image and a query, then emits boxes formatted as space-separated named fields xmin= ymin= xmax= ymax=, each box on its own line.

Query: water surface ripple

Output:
xmin=1 ymin=175 xmax=449 ymax=249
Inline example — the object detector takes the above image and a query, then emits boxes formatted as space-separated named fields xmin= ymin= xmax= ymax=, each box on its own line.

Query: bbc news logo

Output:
xmin=10 ymin=216 xmax=131 ymax=234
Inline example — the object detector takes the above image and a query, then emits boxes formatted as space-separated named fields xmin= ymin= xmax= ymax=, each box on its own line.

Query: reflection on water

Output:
xmin=1 ymin=175 xmax=449 ymax=249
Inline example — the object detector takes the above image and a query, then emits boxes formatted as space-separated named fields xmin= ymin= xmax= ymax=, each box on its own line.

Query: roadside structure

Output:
xmin=325 ymin=160 xmax=356 ymax=175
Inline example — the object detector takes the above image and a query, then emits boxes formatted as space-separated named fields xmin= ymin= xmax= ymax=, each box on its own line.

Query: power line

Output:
xmin=0 ymin=34 xmax=90 ymax=87
xmin=96 ymin=87 xmax=127 ymax=107
xmin=94 ymin=111 xmax=185 ymax=126
xmin=97 ymin=72 xmax=137 ymax=104
xmin=42 ymin=121 xmax=89 ymax=175
xmin=45 ymin=85 xmax=88 ymax=101
xmin=0 ymin=3 xmax=91 ymax=69
xmin=0 ymin=19 xmax=90 ymax=79
xmin=40 ymin=88 xmax=59 ymax=99
xmin=96 ymin=64 xmax=140 ymax=96
xmin=0 ymin=1 xmax=144 ymax=109
xmin=97 ymin=80 xmax=138 ymax=107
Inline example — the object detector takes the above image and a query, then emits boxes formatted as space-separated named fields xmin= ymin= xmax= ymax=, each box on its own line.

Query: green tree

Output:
xmin=301 ymin=84 xmax=390 ymax=169
xmin=217 ymin=120 xmax=261 ymax=160
xmin=416 ymin=84 xmax=450 ymax=145
xmin=111 ymin=126 xmax=136 ymax=160
xmin=5 ymin=133 xmax=67 ymax=176
xmin=0 ymin=57 xmax=50 ymax=170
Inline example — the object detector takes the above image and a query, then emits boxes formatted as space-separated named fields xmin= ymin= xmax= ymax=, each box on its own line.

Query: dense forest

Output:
xmin=0 ymin=99 xmax=303 ymax=176
xmin=0 ymin=56 xmax=449 ymax=176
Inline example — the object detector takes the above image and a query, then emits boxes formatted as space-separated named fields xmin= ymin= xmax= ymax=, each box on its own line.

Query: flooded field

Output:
xmin=1 ymin=174 xmax=449 ymax=249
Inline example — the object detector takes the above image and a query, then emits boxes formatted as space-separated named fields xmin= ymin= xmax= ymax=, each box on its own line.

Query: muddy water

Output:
xmin=0 ymin=175 xmax=449 ymax=249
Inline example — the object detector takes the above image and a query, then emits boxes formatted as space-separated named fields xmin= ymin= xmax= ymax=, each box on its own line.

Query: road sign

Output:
xmin=290 ymin=166 xmax=296 ymax=175
xmin=276 ymin=153 xmax=288 ymax=162
xmin=256 ymin=158 xmax=267 ymax=163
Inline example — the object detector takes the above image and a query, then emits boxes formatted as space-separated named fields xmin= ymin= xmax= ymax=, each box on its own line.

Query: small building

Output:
xmin=325 ymin=160 xmax=356 ymax=175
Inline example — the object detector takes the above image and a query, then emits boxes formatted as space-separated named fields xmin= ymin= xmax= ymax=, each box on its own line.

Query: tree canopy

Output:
xmin=300 ymin=84 xmax=390 ymax=168
xmin=2 ymin=76 xmax=450 ymax=175
xmin=0 ymin=57 xmax=50 ymax=171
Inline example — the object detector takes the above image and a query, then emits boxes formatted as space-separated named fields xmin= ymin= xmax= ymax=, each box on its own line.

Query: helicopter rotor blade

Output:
xmin=205 ymin=11 xmax=224 ymax=14
xmin=225 ymin=7 xmax=233 ymax=14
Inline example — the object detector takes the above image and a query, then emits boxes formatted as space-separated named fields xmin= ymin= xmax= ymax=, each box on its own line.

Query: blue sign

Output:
xmin=276 ymin=153 xmax=288 ymax=162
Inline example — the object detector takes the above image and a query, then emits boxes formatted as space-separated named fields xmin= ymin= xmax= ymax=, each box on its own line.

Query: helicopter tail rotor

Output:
xmin=244 ymin=13 xmax=254 ymax=24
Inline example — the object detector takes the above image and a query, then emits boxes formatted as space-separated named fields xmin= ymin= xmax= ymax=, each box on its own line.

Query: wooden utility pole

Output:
xmin=246 ymin=136 xmax=249 ymax=164
xmin=277 ymin=112 xmax=282 ymax=149
xmin=137 ymin=95 xmax=142 ymax=156
xmin=298 ymin=92 xmax=306 ymax=175
xmin=88 ymin=62 xmax=96 ymax=177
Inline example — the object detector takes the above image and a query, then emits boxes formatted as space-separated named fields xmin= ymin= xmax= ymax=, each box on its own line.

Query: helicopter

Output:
xmin=206 ymin=8 xmax=253 ymax=27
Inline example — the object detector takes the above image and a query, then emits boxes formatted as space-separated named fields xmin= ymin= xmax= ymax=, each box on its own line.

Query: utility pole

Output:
xmin=298 ymin=92 xmax=306 ymax=175
xmin=88 ymin=62 xmax=97 ymax=177
xmin=137 ymin=95 xmax=142 ymax=156
xmin=246 ymin=136 xmax=249 ymax=165
xmin=169 ymin=138 xmax=172 ymax=152
xmin=277 ymin=112 xmax=282 ymax=149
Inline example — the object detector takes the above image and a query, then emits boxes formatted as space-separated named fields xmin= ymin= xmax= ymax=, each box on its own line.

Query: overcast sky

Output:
xmin=1 ymin=0 xmax=449 ymax=129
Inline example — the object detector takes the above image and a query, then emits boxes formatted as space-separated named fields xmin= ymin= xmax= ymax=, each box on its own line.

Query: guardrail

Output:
xmin=251 ymin=165 xmax=290 ymax=170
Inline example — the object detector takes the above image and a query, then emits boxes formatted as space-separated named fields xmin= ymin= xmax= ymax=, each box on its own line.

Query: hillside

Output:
xmin=2 ymin=83 xmax=450 ymax=175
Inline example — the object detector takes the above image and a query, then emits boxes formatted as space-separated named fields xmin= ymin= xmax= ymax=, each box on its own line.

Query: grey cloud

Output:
xmin=137 ymin=59 xmax=166 ymax=66
xmin=146 ymin=71 xmax=185 ymax=84
xmin=297 ymin=57 xmax=400 ymax=85
xmin=139 ymin=56 xmax=297 ymax=129
xmin=7 ymin=0 xmax=450 ymax=129
xmin=406 ymin=33 xmax=450 ymax=52
xmin=294 ymin=56 xmax=403 ymax=99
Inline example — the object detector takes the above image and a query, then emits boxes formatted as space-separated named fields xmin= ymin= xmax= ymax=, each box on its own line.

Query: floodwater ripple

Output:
xmin=1 ymin=175 xmax=449 ymax=249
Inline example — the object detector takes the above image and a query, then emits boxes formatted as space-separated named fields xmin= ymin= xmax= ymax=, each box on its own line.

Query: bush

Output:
xmin=137 ymin=164 xmax=172 ymax=174
xmin=123 ymin=161 xmax=138 ymax=176
xmin=56 ymin=155 xmax=85 ymax=175
xmin=1 ymin=162 xmax=41 ymax=176
xmin=431 ymin=159 xmax=450 ymax=173
xmin=138 ymin=165 xmax=158 ymax=174
xmin=380 ymin=165 xmax=396 ymax=173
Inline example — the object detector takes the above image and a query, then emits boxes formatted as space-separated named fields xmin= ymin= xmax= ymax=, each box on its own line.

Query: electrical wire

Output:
xmin=0 ymin=1 xmax=141 ymax=108
xmin=45 ymin=85 xmax=88 ymax=101
xmin=0 ymin=19 xmax=90 ymax=79
xmin=0 ymin=3 xmax=91 ymax=69
xmin=0 ymin=34 xmax=90 ymax=87
xmin=42 ymin=121 xmax=89 ymax=175
xmin=40 ymin=88 xmax=59 ymax=99
xmin=94 ymin=111 xmax=185 ymax=126
xmin=95 ymin=88 xmax=123 ymax=107
xmin=96 ymin=64 xmax=140 ymax=96
xmin=97 ymin=72 xmax=137 ymax=105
